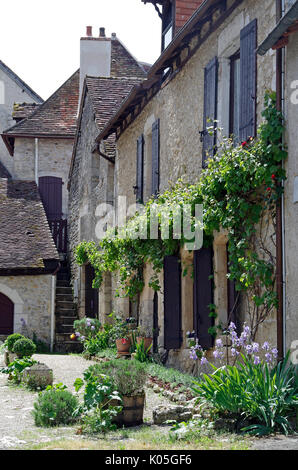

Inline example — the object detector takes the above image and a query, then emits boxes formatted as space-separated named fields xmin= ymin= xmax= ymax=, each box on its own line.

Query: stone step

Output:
xmin=56 ymin=300 xmax=76 ymax=310
xmin=56 ymin=315 xmax=78 ymax=325
xmin=56 ymin=293 xmax=74 ymax=303
xmin=56 ymin=324 xmax=76 ymax=334
xmin=55 ymin=307 xmax=76 ymax=316
xmin=54 ymin=341 xmax=83 ymax=354
xmin=56 ymin=280 xmax=70 ymax=288
xmin=56 ymin=286 xmax=73 ymax=294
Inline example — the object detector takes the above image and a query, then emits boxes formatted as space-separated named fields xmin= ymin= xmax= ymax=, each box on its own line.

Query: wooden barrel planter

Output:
xmin=113 ymin=392 xmax=145 ymax=427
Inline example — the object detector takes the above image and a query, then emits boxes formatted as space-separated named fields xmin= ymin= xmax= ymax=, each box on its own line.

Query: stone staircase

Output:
xmin=54 ymin=262 xmax=82 ymax=353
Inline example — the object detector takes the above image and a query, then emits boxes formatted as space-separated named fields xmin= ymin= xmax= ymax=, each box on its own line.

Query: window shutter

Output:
xmin=193 ymin=247 xmax=214 ymax=349
xmin=227 ymin=246 xmax=240 ymax=334
xmin=136 ymin=134 xmax=144 ymax=203
xmin=239 ymin=19 xmax=257 ymax=142
xmin=85 ymin=264 xmax=98 ymax=318
xmin=164 ymin=255 xmax=182 ymax=350
xmin=152 ymin=119 xmax=160 ymax=197
xmin=202 ymin=57 xmax=218 ymax=167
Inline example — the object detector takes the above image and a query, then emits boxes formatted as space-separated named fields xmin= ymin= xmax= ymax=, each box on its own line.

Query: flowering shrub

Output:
xmin=73 ymin=317 xmax=102 ymax=341
xmin=191 ymin=323 xmax=298 ymax=435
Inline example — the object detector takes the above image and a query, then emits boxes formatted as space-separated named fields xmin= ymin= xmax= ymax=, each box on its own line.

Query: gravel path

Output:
xmin=0 ymin=353 xmax=172 ymax=450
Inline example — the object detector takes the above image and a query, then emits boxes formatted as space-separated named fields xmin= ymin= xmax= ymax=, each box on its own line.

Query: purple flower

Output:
xmin=200 ymin=357 xmax=209 ymax=365
xmin=81 ymin=336 xmax=86 ymax=341
xmin=231 ymin=348 xmax=239 ymax=357
xmin=190 ymin=349 xmax=198 ymax=361
xmin=213 ymin=350 xmax=224 ymax=360
xmin=265 ymin=353 xmax=272 ymax=363
xmin=91 ymin=326 xmax=95 ymax=331
xmin=215 ymin=339 xmax=223 ymax=349
xmin=75 ymin=332 xmax=80 ymax=337
xmin=228 ymin=322 xmax=236 ymax=331
xmin=245 ymin=345 xmax=253 ymax=355
xmin=262 ymin=342 xmax=270 ymax=351
xmin=254 ymin=356 xmax=261 ymax=365
xmin=271 ymin=348 xmax=278 ymax=359
xmin=243 ymin=325 xmax=250 ymax=334
xmin=252 ymin=342 xmax=259 ymax=353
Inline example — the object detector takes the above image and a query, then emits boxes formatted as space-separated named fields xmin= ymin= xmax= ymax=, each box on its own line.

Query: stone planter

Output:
xmin=22 ymin=363 xmax=53 ymax=390
xmin=4 ymin=350 xmax=18 ymax=366
xmin=137 ymin=337 xmax=153 ymax=352
xmin=116 ymin=338 xmax=131 ymax=354
xmin=113 ymin=392 xmax=145 ymax=427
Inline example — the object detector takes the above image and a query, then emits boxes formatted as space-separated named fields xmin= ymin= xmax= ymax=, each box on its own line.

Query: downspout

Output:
xmin=35 ymin=138 xmax=39 ymax=185
xmin=276 ymin=0 xmax=286 ymax=360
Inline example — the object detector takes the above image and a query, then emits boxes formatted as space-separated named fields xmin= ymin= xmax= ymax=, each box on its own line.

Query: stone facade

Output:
xmin=112 ymin=0 xmax=278 ymax=371
xmin=0 ymin=67 xmax=41 ymax=174
xmin=13 ymin=137 xmax=73 ymax=218
xmin=0 ymin=275 xmax=54 ymax=345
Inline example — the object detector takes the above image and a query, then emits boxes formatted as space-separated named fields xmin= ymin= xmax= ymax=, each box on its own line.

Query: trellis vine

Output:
xmin=76 ymin=91 xmax=287 ymax=338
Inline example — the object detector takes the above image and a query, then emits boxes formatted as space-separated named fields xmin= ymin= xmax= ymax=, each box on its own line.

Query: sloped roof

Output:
xmin=2 ymin=71 xmax=79 ymax=147
xmin=110 ymin=39 xmax=147 ymax=79
xmin=0 ymin=178 xmax=59 ymax=272
xmin=68 ymin=76 xmax=143 ymax=184
xmin=0 ymin=60 xmax=43 ymax=103
xmin=12 ymin=102 xmax=41 ymax=121
xmin=0 ymin=161 xmax=11 ymax=179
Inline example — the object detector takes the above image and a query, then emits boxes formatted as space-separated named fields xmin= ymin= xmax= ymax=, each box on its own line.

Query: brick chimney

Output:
xmin=175 ymin=1 xmax=205 ymax=31
xmin=79 ymin=26 xmax=111 ymax=104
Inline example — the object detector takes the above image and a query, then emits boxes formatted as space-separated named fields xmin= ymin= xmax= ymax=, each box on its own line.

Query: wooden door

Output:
xmin=164 ymin=255 xmax=182 ymax=350
xmin=0 ymin=293 xmax=14 ymax=335
xmin=85 ymin=264 xmax=99 ymax=318
xmin=39 ymin=176 xmax=63 ymax=221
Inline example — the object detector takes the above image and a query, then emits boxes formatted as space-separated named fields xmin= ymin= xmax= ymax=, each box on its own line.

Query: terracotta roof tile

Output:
xmin=0 ymin=179 xmax=59 ymax=270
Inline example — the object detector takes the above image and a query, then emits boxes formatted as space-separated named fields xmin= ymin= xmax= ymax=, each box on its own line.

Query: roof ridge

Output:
xmin=0 ymin=59 xmax=43 ymax=103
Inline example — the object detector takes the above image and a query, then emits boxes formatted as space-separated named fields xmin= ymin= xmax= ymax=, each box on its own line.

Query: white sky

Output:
xmin=0 ymin=0 xmax=161 ymax=100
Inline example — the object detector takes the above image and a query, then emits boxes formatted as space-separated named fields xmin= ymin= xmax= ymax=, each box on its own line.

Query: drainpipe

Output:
xmin=50 ymin=275 xmax=56 ymax=353
xmin=34 ymin=138 xmax=39 ymax=185
xmin=276 ymin=0 xmax=286 ymax=360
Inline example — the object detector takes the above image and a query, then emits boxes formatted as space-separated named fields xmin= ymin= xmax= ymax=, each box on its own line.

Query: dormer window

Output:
xmin=162 ymin=1 xmax=174 ymax=51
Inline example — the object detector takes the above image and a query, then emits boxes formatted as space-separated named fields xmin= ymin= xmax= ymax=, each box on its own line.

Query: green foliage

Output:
xmin=75 ymin=92 xmax=287 ymax=337
xmin=192 ymin=352 xmax=298 ymax=435
xmin=32 ymin=333 xmax=50 ymax=354
xmin=0 ymin=357 xmax=37 ymax=383
xmin=4 ymin=334 xmax=25 ymax=352
xmin=73 ymin=317 xmax=102 ymax=339
xmin=146 ymin=363 xmax=196 ymax=391
xmin=74 ymin=371 xmax=122 ymax=434
xmin=86 ymin=359 xmax=147 ymax=396
xmin=169 ymin=419 xmax=215 ymax=441
xmin=12 ymin=338 xmax=36 ymax=358
xmin=33 ymin=388 xmax=79 ymax=427
xmin=134 ymin=339 xmax=153 ymax=363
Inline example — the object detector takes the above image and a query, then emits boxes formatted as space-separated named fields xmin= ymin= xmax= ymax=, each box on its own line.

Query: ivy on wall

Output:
xmin=76 ymin=91 xmax=287 ymax=338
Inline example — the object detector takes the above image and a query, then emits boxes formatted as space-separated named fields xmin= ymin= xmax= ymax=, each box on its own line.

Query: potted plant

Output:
xmin=115 ymin=323 xmax=131 ymax=354
xmin=3 ymin=334 xmax=26 ymax=365
xmin=86 ymin=359 xmax=147 ymax=427
xmin=136 ymin=326 xmax=153 ymax=353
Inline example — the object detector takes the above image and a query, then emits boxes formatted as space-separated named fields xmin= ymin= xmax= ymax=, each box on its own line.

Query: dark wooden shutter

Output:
xmin=202 ymin=57 xmax=218 ymax=167
xmin=153 ymin=292 xmax=159 ymax=353
xmin=239 ymin=19 xmax=257 ymax=142
xmin=227 ymin=246 xmax=240 ymax=334
xmin=0 ymin=293 xmax=14 ymax=335
xmin=39 ymin=176 xmax=63 ymax=221
xmin=193 ymin=247 xmax=214 ymax=349
xmin=152 ymin=119 xmax=160 ymax=197
xmin=164 ymin=255 xmax=181 ymax=350
xmin=85 ymin=264 xmax=98 ymax=318
xmin=136 ymin=135 xmax=144 ymax=203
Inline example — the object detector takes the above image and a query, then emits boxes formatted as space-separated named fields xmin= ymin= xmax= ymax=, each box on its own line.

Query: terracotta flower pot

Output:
xmin=137 ymin=337 xmax=153 ymax=352
xmin=116 ymin=338 xmax=131 ymax=353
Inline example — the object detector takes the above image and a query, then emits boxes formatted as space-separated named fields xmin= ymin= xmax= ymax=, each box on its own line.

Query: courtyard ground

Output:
xmin=0 ymin=354 xmax=297 ymax=450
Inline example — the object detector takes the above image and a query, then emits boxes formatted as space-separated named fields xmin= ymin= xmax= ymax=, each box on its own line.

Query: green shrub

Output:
xmin=73 ymin=318 xmax=101 ymax=339
xmin=32 ymin=333 xmax=50 ymax=354
xmin=32 ymin=388 xmax=79 ymax=427
xmin=87 ymin=359 xmax=147 ymax=396
xmin=5 ymin=334 xmax=25 ymax=352
xmin=193 ymin=352 xmax=298 ymax=435
xmin=134 ymin=339 xmax=153 ymax=363
xmin=12 ymin=338 xmax=36 ymax=358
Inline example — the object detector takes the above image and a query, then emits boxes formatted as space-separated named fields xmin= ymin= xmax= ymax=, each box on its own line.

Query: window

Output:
xmin=162 ymin=1 xmax=174 ymax=51
xmin=229 ymin=51 xmax=241 ymax=142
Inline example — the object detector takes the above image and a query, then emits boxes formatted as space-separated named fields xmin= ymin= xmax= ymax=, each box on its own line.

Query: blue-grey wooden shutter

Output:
xmin=202 ymin=57 xmax=218 ymax=167
xmin=193 ymin=247 xmax=214 ymax=349
xmin=152 ymin=119 xmax=160 ymax=197
xmin=239 ymin=19 xmax=257 ymax=142
xmin=164 ymin=255 xmax=182 ymax=350
xmin=39 ymin=176 xmax=63 ymax=221
xmin=136 ymin=134 xmax=144 ymax=203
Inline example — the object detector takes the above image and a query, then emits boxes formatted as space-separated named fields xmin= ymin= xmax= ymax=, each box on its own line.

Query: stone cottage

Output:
xmin=257 ymin=0 xmax=298 ymax=356
xmin=68 ymin=28 xmax=147 ymax=320
xmin=94 ymin=0 xmax=285 ymax=371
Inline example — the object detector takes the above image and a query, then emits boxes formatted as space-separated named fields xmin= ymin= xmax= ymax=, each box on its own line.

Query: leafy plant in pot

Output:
xmin=115 ymin=324 xmax=131 ymax=354
xmin=86 ymin=360 xmax=147 ymax=426
xmin=136 ymin=326 xmax=153 ymax=353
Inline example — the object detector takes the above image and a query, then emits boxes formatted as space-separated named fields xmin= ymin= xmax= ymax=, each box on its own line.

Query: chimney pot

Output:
xmin=111 ymin=32 xmax=116 ymax=39
xmin=99 ymin=27 xmax=106 ymax=37
xmin=86 ymin=26 xmax=92 ymax=37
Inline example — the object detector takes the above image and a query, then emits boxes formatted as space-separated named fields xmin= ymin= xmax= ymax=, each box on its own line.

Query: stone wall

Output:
xmin=0 ymin=68 xmax=40 ymax=175
xmin=113 ymin=0 xmax=278 ymax=370
xmin=13 ymin=137 xmax=73 ymax=218
xmin=68 ymin=91 xmax=116 ymax=319
xmin=284 ymin=31 xmax=298 ymax=352
xmin=0 ymin=275 xmax=54 ymax=345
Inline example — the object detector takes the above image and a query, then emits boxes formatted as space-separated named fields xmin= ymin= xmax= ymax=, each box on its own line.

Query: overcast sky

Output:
xmin=0 ymin=0 xmax=161 ymax=100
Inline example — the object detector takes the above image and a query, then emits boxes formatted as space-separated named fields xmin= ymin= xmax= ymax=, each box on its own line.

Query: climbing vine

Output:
xmin=76 ymin=91 xmax=287 ymax=338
